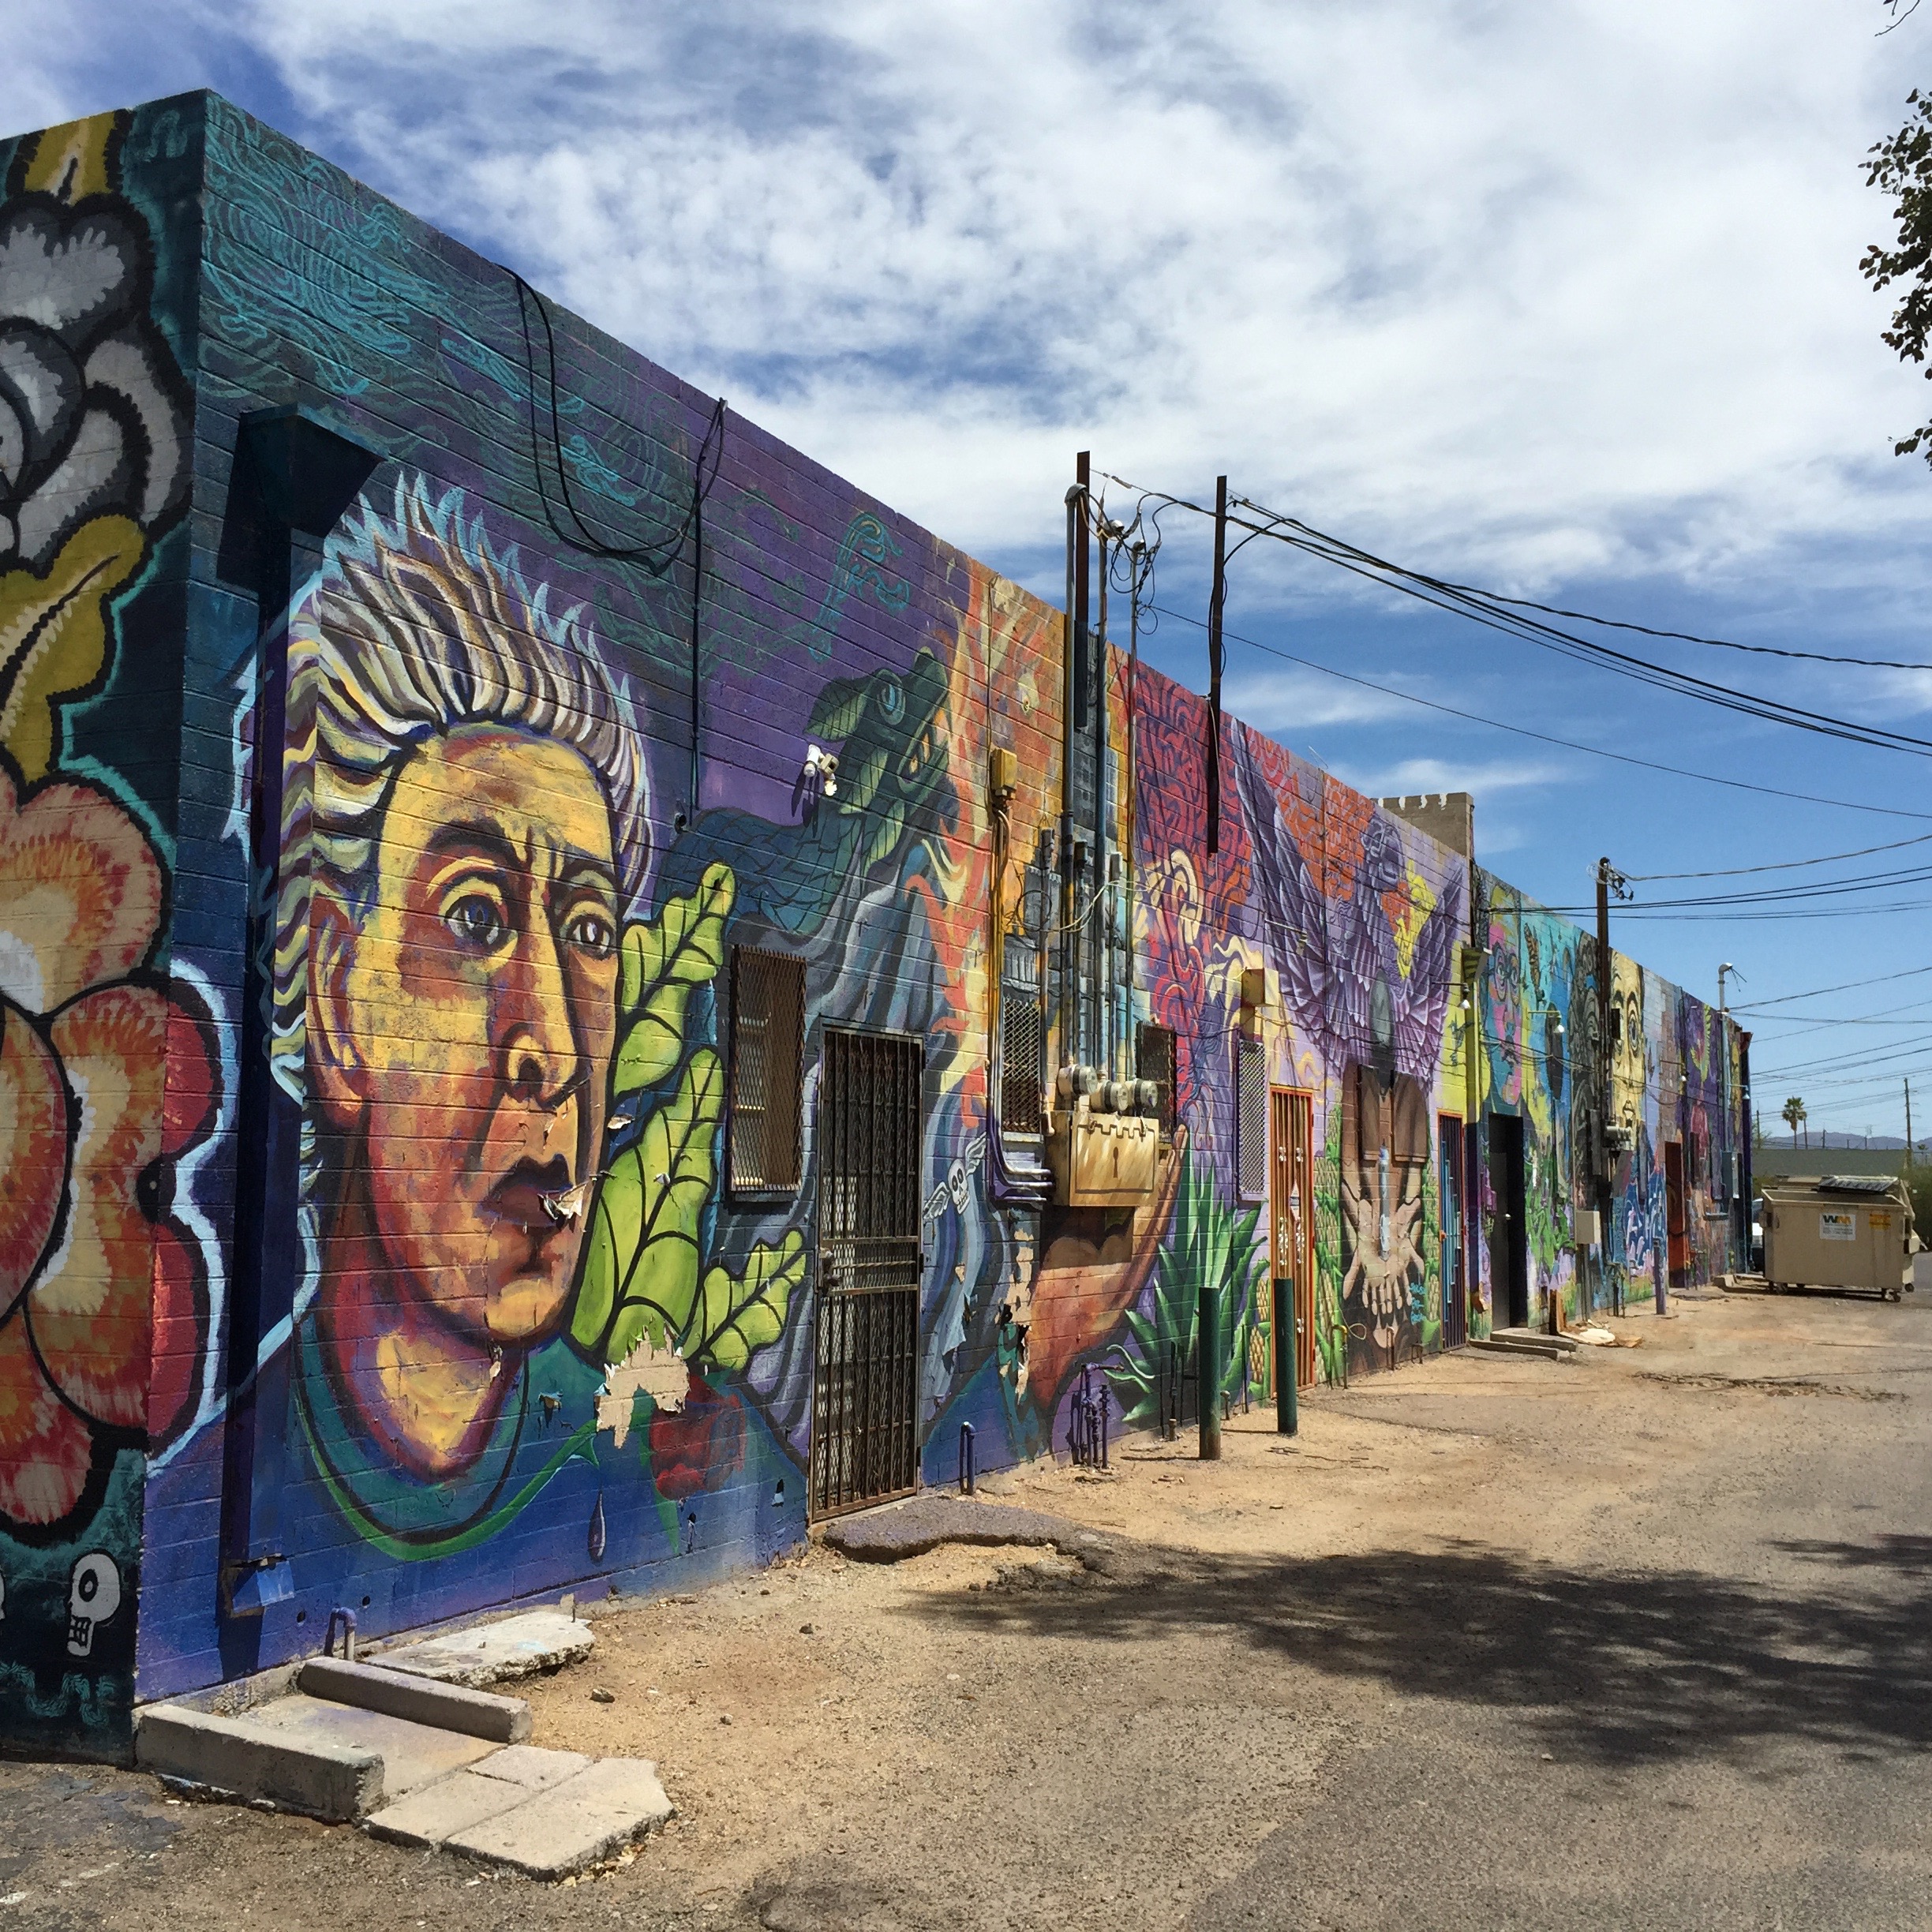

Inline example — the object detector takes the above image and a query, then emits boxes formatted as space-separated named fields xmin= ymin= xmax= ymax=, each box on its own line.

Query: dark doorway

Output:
xmin=1488 ymin=1114 xmax=1530 ymax=1330
xmin=1439 ymin=1114 xmax=1467 ymax=1349
xmin=810 ymin=1028 xmax=923 ymax=1518
xmin=1664 ymin=1138 xmax=1690 ymax=1287
xmin=1271 ymin=1088 xmax=1317 ymax=1390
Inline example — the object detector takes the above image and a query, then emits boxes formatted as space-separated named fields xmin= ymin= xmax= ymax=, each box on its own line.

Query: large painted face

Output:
xmin=309 ymin=726 xmax=621 ymax=1344
xmin=1609 ymin=956 xmax=1646 ymax=1137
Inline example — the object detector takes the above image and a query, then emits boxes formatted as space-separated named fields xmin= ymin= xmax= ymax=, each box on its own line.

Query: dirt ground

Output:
xmin=9 ymin=1287 xmax=1932 ymax=1930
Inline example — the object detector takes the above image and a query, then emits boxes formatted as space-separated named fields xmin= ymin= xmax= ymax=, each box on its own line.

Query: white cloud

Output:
xmin=1222 ymin=665 xmax=1413 ymax=732
xmin=13 ymin=2 xmax=1932 ymax=597
xmin=1330 ymin=754 xmax=1564 ymax=803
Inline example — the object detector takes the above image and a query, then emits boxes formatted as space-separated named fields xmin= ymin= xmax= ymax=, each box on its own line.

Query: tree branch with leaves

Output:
xmin=1863 ymin=87 xmax=1932 ymax=460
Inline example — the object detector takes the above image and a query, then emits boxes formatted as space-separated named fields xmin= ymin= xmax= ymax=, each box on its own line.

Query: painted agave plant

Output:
xmin=1112 ymin=1148 xmax=1267 ymax=1432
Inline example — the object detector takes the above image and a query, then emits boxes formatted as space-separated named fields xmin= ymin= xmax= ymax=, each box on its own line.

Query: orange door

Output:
xmin=1664 ymin=1139 xmax=1689 ymax=1283
xmin=1271 ymin=1088 xmax=1317 ymax=1389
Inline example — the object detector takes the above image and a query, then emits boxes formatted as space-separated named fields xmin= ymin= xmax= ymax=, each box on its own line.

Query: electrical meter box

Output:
xmin=1760 ymin=1175 xmax=1915 ymax=1300
xmin=1046 ymin=1106 xmax=1159 ymax=1208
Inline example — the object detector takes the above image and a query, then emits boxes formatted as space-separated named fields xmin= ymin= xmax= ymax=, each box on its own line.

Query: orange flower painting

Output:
xmin=0 ymin=770 xmax=218 ymax=1533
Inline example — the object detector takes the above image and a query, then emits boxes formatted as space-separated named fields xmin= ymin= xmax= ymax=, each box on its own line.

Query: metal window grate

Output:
xmin=1002 ymin=995 xmax=1044 ymax=1136
xmin=1237 ymin=1038 xmax=1267 ymax=1200
xmin=1137 ymin=1021 xmax=1178 ymax=1138
xmin=729 ymin=946 xmax=804 ymax=1193
xmin=811 ymin=1028 xmax=923 ymax=1518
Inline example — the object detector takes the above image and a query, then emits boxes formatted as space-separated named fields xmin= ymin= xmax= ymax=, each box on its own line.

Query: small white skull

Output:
xmin=66 ymin=1552 xmax=122 ymax=1659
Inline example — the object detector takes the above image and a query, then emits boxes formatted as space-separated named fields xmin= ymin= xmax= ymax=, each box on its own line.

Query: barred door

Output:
xmin=810 ymin=1029 xmax=924 ymax=1517
xmin=1271 ymin=1088 xmax=1317 ymax=1389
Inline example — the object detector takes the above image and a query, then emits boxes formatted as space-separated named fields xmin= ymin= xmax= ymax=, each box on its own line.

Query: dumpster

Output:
xmin=1760 ymin=1174 xmax=1915 ymax=1301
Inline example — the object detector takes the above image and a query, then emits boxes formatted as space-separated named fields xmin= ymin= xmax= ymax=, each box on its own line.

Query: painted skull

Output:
xmin=66 ymin=1551 xmax=121 ymax=1658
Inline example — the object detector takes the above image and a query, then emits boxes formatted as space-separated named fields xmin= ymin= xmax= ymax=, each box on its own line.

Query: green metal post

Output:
xmin=1199 ymin=1279 xmax=1222 ymax=1459
xmin=1273 ymin=1277 xmax=1297 ymax=1436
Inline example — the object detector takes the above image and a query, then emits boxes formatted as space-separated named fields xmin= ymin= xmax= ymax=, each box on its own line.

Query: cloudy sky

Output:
xmin=12 ymin=2 xmax=1932 ymax=1136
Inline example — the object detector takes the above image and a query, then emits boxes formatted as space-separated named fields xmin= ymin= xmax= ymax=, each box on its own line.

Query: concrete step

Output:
xmin=1493 ymin=1326 xmax=1581 ymax=1354
xmin=372 ymin=1608 xmax=594 ymax=1688
xmin=298 ymin=1655 xmax=530 ymax=1743
xmin=441 ymin=1757 xmax=674 ymax=1878
xmin=1470 ymin=1331 xmax=1571 ymax=1361
xmin=363 ymin=1743 xmax=590 ymax=1848
xmin=136 ymin=1694 xmax=497 ymax=1821
xmin=138 ymin=1692 xmax=673 ymax=1874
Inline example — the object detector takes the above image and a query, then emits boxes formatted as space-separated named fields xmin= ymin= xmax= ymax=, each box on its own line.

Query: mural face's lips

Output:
xmin=485 ymin=1159 xmax=570 ymax=1232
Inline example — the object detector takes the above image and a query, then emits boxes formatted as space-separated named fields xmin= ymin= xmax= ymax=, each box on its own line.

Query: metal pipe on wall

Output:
xmin=1061 ymin=471 xmax=1083 ymax=1078
xmin=1095 ymin=516 xmax=1111 ymax=1080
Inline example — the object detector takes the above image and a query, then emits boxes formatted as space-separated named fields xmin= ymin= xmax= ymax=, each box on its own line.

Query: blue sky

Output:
xmin=11 ymin=2 xmax=1932 ymax=1140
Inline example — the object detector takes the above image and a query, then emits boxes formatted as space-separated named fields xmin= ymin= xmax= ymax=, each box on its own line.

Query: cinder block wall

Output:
xmin=0 ymin=92 xmax=1747 ymax=1762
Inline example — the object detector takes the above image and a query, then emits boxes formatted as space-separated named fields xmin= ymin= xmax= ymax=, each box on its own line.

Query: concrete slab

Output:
xmin=1493 ymin=1326 xmax=1581 ymax=1354
xmin=363 ymin=1767 xmax=527 ymax=1849
xmin=298 ymin=1657 xmax=532 ymax=1743
xmin=1470 ymin=1334 xmax=1569 ymax=1361
xmin=245 ymin=1694 xmax=499 ymax=1799
xmin=821 ymin=1494 xmax=1109 ymax=1564
xmin=444 ymin=1758 xmax=673 ymax=1878
xmin=470 ymin=1744 xmax=590 ymax=1789
xmin=376 ymin=1609 xmax=594 ymax=1688
xmin=135 ymin=1705 xmax=383 ymax=1823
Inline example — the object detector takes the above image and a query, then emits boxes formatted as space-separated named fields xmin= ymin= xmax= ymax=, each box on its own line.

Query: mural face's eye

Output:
xmin=878 ymin=678 xmax=904 ymax=722
xmin=447 ymin=892 xmax=511 ymax=952
xmin=564 ymin=910 xmax=616 ymax=960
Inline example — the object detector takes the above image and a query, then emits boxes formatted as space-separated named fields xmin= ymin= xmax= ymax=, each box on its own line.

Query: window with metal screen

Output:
xmin=999 ymin=843 xmax=1048 ymax=1136
xmin=1137 ymin=1022 xmax=1178 ymax=1138
xmin=1001 ymin=996 xmax=1044 ymax=1136
xmin=728 ymin=946 xmax=804 ymax=1193
xmin=1237 ymin=1038 xmax=1267 ymax=1200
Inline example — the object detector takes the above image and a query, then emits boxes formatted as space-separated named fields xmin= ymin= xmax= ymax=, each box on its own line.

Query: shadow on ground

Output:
xmin=903 ymin=1534 xmax=1932 ymax=1769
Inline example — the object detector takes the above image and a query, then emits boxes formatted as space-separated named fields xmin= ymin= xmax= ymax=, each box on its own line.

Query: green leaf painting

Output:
xmin=688 ymin=1231 xmax=807 ymax=1371
xmin=575 ymin=1046 xmax=723 ymax=1365
xmin=571 ymin=859 xmax=803 ymax=1382
xmin=1112 ymin=1148 xmax=1267 ymax=1432
xmin=807 ymin=675 xmax=871 ymax=743
xmin=614 ymin=863 xmax=733 ymax=1099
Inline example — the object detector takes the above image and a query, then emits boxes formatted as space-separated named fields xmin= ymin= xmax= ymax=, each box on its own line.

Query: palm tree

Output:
xmin=1782 ymin=1095 xmax=1807 ymax=1149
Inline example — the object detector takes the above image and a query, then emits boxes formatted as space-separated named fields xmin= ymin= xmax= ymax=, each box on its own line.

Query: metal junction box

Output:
xmin=1761 ymin=1175 xmax=1915 ymax=1299
xmin=1046 ymin=1108 xmax=1160 ymax=1208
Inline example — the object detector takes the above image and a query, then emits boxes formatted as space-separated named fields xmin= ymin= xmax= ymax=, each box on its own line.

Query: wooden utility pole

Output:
xmin=1595 ymin=858 xmax=1615 ymax=1311
xmin=1908 ymin=1078 xmax=1915 ymax=1169
xmin=1206 ymin=475 xmax=1227 ymax=858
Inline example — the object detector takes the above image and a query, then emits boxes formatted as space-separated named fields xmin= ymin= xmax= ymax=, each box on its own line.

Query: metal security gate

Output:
xmin=810 ymin=1029 xmax=923 ymax=1518
xmin=1439 ymin=1114 xmax=1468 ymax=1349
xmin=1271 ymin=1088 xmax=1317 ymax=1390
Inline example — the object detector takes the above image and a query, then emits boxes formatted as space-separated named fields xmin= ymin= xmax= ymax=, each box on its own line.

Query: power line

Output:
xmin=1733 ymin=962 xmax=1932 ymax=1011
xmin=1608 ymin=897 xmax=1932 ymax=922
xmin=1148 ymin=603 xmax=1932 ymax=824
xmin=1752 ymin=1030 xmax=1932 ymax=1080
xmin=1114 ymin=474 xmax=1932 ymax=760
xmin=1469 ymin=590 xmax=1932 ymax=674
xmin=1626 ymin=831 xmax=1932 ymax=881
xmin=1540 ymin=859 xmax=1932 ymax=915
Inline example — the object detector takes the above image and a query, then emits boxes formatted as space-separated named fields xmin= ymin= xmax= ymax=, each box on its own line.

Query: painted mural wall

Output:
xmin=0 ymin=91 xmax=1085 ymax=1728
xmin=0 ymin=92 xmax=1752 ymax=1761
xmin=1115 ymin=671 xmax=1469 ymax=1393
xmin=132 ymin=91 xmax=1068 ymax=1709
xmin=1468 ymin=867 xmax=1744 ymax=1327
xmin=0 ymin=107 xmax=206 ymax=1758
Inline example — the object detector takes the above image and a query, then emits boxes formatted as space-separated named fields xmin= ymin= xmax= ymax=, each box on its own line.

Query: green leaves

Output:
xmin=687 ymin=1230 xmax=806 ymax=1372
xmin=807 ymin=674 xmax=871 ymax=743
xmin=574 ymin=1046 xmax=723 ymax=1365
xmin=571 ymin=859 xmax=803 ymax=1384
xmin=1113 ymin=1148 xmax=1267 ymax=1430
xmin=613 ymin=863 xmax=734 ymax=1099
